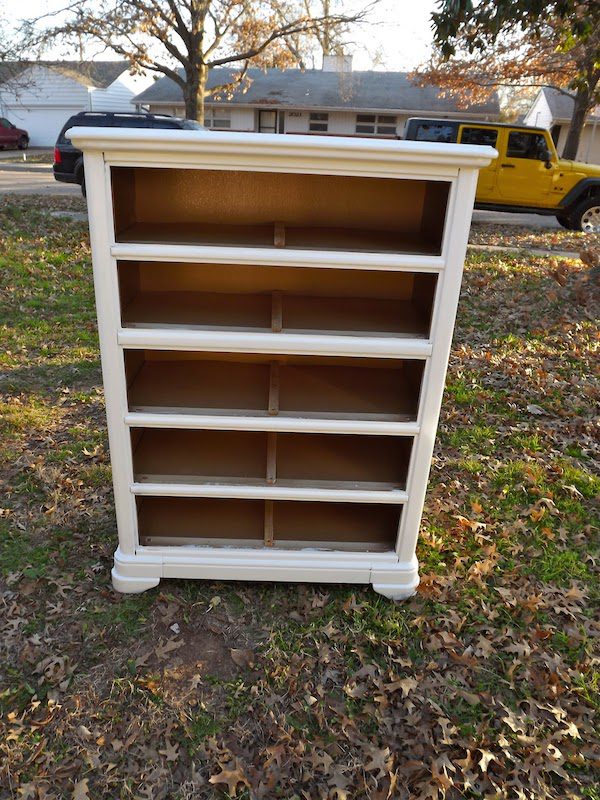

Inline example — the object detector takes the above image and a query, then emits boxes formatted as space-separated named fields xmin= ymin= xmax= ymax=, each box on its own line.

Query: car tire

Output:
xmin=17 ymin=136 xmax=28 ymax=150
xmin=556 ymin=213 xmax=576 ymax=230
xmin=570 ymin=197 xmax=600 ymax=233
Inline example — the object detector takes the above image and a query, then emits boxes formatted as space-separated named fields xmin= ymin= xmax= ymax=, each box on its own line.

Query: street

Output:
xmin=0 ymin=166 xmax=79 ymax=196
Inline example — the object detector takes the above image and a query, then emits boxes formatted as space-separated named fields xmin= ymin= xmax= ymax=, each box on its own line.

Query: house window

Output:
xmin=204 ymin=108 xmax=232 ymax=129
xmin=309 ymin=112 xmax=329 ymax=132
xmin=355 ymin=114 xmax=397 ymax=136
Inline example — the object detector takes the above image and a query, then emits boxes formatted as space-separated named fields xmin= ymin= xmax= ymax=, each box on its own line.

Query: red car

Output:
xmin=0 ymin=117 xmax=29 ymax=150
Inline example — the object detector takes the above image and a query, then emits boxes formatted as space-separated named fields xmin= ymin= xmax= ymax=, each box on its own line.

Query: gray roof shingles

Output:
xmin=135 ymin=67 xmax=500 ymax=115
xmin=0 ymin=60 xmax=130 ymax=89
xmin=541 ymin=87 xmax=600 ymax=122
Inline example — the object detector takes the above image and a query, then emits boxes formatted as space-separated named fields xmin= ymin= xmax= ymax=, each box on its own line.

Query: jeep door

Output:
xmin=458 ymin=125 xmax=499 ymax=200
xmin=496 ymin=129 xmax=554 ymax=206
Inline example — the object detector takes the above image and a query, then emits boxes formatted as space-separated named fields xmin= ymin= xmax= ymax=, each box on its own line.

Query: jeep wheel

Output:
xmin=17 ymin=136 xmax=28 ymax=150
xmin=572 ymin=198 xmax=600 ymax=233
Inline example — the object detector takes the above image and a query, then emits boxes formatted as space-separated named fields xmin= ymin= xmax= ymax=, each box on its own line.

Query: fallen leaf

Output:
xmin=388 ymin=677 xmax=418 ymax=697
xmin=230 ymin=648 xmax=255 ymax=669
xmin=159 ymin=739 xmax=179 ymax=762
xmin=209 ymin=764 xmax=249 ymax=795
xmin=72 ymin=779 xmax=90 ymax=800
xmin=478 ymin=750 xmax=496 ymax=774
xmin=154 ymin=638 xmax=184 ymax=661
xmin=526 ymin=404 xmax=545 ymax=415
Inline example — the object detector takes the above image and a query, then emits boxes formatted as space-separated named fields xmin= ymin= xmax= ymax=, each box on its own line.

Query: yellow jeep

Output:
xmin=404 ymin=118 xmax=600 ymax=233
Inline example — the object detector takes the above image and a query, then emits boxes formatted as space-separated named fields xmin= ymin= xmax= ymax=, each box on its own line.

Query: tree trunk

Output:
xmin=562 ymin=88 xmax=590 ymax=160
xmin=183 ymin=64 xmax=207 ymax=124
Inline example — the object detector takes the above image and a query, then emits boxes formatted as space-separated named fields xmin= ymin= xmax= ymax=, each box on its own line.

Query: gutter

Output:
xmin=136 ymin=100 xmax=499 ymax=119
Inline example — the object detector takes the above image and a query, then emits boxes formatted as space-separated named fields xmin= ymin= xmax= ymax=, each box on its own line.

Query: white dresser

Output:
xmin=70 ymin=127 xmax=494 ymax=598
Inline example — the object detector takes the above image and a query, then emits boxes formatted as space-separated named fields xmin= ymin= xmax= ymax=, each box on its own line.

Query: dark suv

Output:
xmin=53 ymin=111 xmax=203 ymax=195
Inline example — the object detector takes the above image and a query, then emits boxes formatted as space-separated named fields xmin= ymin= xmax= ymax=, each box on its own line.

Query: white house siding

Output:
xmin=283 ymin=110 xmax=309 ymax=133
xmin=523 ymin=92 xmax=553 ymax=129
xmin=143 ymin=103 xmax=492 ymax=141
xmin=91 ymin=71 xmax=154 ymax=111
xmin=523 ymin=91 xmax=600 ymax=164
xmin=553 ymin=122 xmax=600 ymax=164
xmin=143 ymin=103 xmax=253 ymax=129
xmin=279 ymin=109 xmax=407 ymax=136
xmin=0 ymin=65 xmax=90 ymax=145
xmin=228 ymin=107 xmax=254 ymax=131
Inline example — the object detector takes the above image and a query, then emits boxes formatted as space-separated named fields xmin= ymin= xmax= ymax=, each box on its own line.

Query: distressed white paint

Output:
xmin=73 ymin=127 xmax=494 ymax=599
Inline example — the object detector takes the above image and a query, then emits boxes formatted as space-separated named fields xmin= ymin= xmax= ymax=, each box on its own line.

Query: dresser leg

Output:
xmin=371 ymin=582 xmax=418 ymax=601
xmin=371 ymin=559 xmax=419 ymax=601
xmin=111 ymin=567 xmax=160 ymax=593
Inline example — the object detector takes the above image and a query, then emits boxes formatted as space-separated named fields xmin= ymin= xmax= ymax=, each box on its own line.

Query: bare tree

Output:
xmin=19 ymin=0 xmax=375 ymax=123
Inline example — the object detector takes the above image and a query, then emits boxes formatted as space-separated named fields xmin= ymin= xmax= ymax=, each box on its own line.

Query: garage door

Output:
xmin=4 ymin=106 xmax=84 ymax=146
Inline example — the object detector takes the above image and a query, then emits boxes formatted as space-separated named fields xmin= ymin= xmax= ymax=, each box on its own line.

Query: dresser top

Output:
xmin=68 ymin=127 xmax=497 ymax=171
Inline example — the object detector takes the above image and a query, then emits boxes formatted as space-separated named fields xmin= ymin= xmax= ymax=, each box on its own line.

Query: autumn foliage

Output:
xmin=421 ymin=1 xmax=600 ymax=159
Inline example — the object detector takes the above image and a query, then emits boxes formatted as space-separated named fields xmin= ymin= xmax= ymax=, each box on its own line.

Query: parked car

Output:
xmin=404 ymin=118 xmax=600 ymax=232
xmin=0 ymin=117 xmax=29 ymax=150
xmin=53 ymin=111 xmax=204 ymax=195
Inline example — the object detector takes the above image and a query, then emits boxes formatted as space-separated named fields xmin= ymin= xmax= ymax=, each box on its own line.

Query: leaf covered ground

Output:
xmin=469 ymin=223 xmax=588 ymax=254
xmin=0 ymin=195 xmax=599 ymax=799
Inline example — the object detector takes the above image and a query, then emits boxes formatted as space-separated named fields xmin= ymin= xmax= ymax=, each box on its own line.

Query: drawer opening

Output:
xmin=118 ymin=261 xmax=437 ymax=338
xmin=124 ymin=351 xmax=425 ymax=421
xmin=112 ymin=167 xmax=450 ymax=256
xmin=137 ymin=496 xmax=264 ymax=546
xmin=131 ymin=428 xmax=412 ymax=491
xmin=272 ymin=501 xmax=400 ymax=550
xmin=131 ymin=428 xmax=268 ymax=485
xmin=275 ymin=433 xmax=412 ymax=489
xmin=137 ymin=496 xmax=400 ymax=551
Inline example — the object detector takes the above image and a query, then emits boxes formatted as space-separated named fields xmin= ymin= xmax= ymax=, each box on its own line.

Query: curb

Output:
xmin=0 ymin=163 xmax=52 ymax=172
xmin=468 ymin=243 xmax=579 ymax=259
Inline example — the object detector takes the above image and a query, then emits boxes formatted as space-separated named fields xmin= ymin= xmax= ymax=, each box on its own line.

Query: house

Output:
xmin=133 ymin=56 xmax=500 ymax=137
xmin=0 ymin=61 xmax=154 ymax=146
xmin=524 ymin=87 xmax=600 ymax=164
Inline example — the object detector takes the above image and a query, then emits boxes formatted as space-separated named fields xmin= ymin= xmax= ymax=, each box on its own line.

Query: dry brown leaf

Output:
xmin=159 ymin=739 xmax=179 ymax=762
xmin=72 ymin=779 xmax=90 ymax=800
xmin=230 ymin=648 xmax=255 ymax=669
xmin=477 ymin=750 xmax=496 ymax=774
xmin=154 ymin=638 xmax=184 ymax=661
xmin=209 ymin=764 xmax=250 ymax=795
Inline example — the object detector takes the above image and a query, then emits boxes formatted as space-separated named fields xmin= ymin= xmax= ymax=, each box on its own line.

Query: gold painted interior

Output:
xmin=118 ymin=262 xmax=437 ymax=337
xmin=112 ymin=167 xmax=449 ymax=254
xmin=124 ymin=350 xmax=424 ymax=419
xmin=131 ymin=428 xmax=412 ymax=488
xmin=136 ymin=496 xmax=401 ymax=550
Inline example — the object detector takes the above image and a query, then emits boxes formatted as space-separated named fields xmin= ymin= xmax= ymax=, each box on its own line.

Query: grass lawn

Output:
xmin=0 ymin=195 xmax=598 ymax=799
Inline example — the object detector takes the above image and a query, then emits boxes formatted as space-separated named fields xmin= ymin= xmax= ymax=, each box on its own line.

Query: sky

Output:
xmin=0 ymin=0 xmax=439 ymax=71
